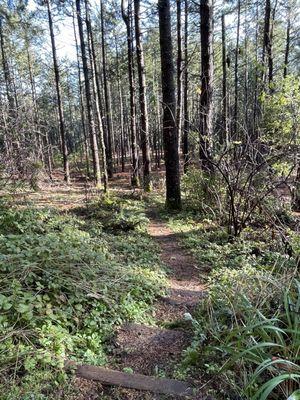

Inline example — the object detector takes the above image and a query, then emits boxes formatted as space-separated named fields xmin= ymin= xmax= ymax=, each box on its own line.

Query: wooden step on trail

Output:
xmin=65 ymin=361 xmax=194 ymax=397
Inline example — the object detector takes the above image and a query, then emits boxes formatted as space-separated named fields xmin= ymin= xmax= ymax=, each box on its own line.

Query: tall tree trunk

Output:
xmin=283 ymin=4 xmax=291 ymax=78
xmin=0 ymin=17 xmax=17 ymax=124
xmin=46 ymin=0 xmax=70 ymax=184
xmin=134 ymin=0 xmax=151 ymax=191
xmin=176 ymin=0 xmax=183 ymax=154
xmin=76 ymin=0 xmax=101 ymax=187
xmin=122 ymin=0 xmax=140 ymax=187
xmin=221 ymin=13 xmax=228 ymax=145
xmin=233 ymin=0 xmax=240 ymax=139
xmin=100 ymin=0 xmax=114 ymax=178
xmin=262 ymin=0 xmax=272 ymax=87
xmin=252 ymin=1 xmax=259 ymax=140
xmin=85 ymin=0 xmax=108 ymax=191
xmin=153 ymin=55 xmax=162 ymax=169
xmin=182 ymin=0 xmax=189 ymax=172
xmin=115 ymin=35 xmax=126 ymax=173
xmin=158 ymin=0 xmax=181 ymax=210
xmin=283 ymin=3 xmax=290 ymax=78
xmin=244 ymin=4 xmax=249 ymax=131
xmin=199 ymin=0 xmax=214 ymax=171
xmin=72 ymin=8 xmax=90 ymax=178
xmin=25 ymin=35 xmax=44 ymax=163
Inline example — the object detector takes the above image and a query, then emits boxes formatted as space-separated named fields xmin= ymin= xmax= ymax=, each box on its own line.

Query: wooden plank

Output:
xmin=65 ymin=361 xmax=194 ymax=397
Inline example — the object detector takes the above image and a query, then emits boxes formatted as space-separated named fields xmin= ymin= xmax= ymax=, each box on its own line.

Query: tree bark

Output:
xmin=233 ymin=0 xmax=240 ymax=139
xmin=46 ymin=0 xmax=70 ymax=184
xmin=100 ymin=0 xmax=114 ymax=178
xmin=262 ymin=0 xmax=272 ymax=87
xmin=182 ymin=0 xmax=189 ymax=172
xmin=158 ymin=0 xmax=181 ymax=210
xmin=199 ymin=0 xmax=214 ymax=172
xmin=221 ymin=13 xmax=228 ymax=145
xmin=76 ymin=0 xmax=101 ymax=187
xmin=85 ymin=0 xmax=108 ymax=191
xmin=176 ymin=0 xmax=183 ymax=155
xmin=122 ymin=0 xmax=140 ymax=187
xmin=283 ymin=3 xmax=290 ymax=78
xmin=134 ymin=0 xmax=151 ymax=191
xmin=72 ymin=8 xmax=90 ymax=178
xmin=0 ymin=18 xmax=15 ymax=115
xmin=115 ymin=35 xmax=126 ymax=173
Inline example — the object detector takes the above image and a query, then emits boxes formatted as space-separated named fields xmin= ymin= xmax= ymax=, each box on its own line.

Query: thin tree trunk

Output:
xmin=72 ymin=8 xmax=90 ymax=178
xmin=158 ymin=0 xmax=181 ymax=210
xmin=25 ymin=36 xmax=44 ymax=162
xmin=233 ymin=0 xmax=240 ymax=138
xmin=100 ymin=0 xmax=113 ymax=178
xmin=221 ymin=14 xmax=228 ymax=145
xmin=108 ymin=82 xmax=116 ymax=165
xmin=46 ymin=0 xmax=70 ymax=184
xmin=199 ymin=0 xmax=214 ymax=171
xmin=262 ymin=0 xmax=271 ymax=87
xmin=0 ymin=17 xmax=16 ymax=117
xmin=244 ymin=4 xmax=249 ymax=131
xmin=176 ymin=0 xmax=183 ymax=154
xmin=252 ymin=1 xmax=259 ymax=140
xmin=283 ymin=4 xmax=291 ymax=78
xmin=115 ymin=36 xmax=126 ymax=172
xmin=134 ymin=0 xmax=151 ymax=191
xmin=122 ymin=0 xmax=139 ymax=187
xmin=182 ymin=0 xmax=189 ymax=172
xmin=85 ymin=0 xmax=108 ymax=191
xmin=268 ymin=1 xmax=278 ymax=86
xmin=76 ymin=0 xmax=101 ymax=187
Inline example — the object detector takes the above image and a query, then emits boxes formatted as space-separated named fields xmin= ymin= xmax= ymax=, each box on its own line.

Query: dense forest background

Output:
xmin=0 ymin=0 xmax=299 ymax=399
xmin=0 ymin=0 xmax=299 ymax=204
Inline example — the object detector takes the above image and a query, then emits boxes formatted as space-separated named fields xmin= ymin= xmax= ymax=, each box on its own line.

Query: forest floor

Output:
xmin=5 ymin=167 xmax=298 ymax=399
xmin=14 ymin=168 xmax=210 ymax=399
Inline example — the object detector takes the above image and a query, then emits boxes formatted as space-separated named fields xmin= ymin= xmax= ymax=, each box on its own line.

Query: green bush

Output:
xmin=0 ymin=200 xmax=165 ymax=398
xmin=181 ymin=167 xmax=225 ymax=217
xmin=169 ymin=217 xmax=296 ymax=275
xmin=168 ymin=210 xmax=299 ymax=399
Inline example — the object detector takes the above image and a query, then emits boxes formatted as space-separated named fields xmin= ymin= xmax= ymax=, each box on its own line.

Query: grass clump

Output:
xmin=167 ymin=210 xmax=299 ymax=400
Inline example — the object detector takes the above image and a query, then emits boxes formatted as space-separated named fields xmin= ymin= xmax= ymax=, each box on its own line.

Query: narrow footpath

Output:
xmin=107 ymin=208 xmax=207 ymax=399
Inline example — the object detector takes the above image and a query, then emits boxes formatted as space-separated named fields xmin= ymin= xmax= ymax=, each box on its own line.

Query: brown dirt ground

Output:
xmin=107 ymin=209 xmax=207 ymax=399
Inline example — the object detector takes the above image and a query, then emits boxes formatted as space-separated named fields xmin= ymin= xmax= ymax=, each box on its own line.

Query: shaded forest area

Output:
xmin=0 ymin=0 xmax=299 ymax=398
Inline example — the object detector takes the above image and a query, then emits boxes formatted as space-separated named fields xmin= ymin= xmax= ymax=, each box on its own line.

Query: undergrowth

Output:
xmin=0 ymin=195 xmax=166 ymax=399
xmin=168 ymin=210 xmax=300 ymax=400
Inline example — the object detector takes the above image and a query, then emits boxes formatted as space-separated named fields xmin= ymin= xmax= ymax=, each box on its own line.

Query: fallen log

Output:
xmin=65 ymin=360 xmax=194 ymax=397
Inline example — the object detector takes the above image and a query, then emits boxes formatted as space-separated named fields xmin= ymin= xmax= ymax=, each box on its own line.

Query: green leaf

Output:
xmin=16 ymin=303 xmax=31 ymax=314
xmin=253 ymin=374 xmax=300 ymax=400
xmin=288 ymin=390 xmax=300 ymax=400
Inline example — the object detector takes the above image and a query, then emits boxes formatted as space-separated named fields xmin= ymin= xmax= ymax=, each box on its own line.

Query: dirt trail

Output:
xmin=17 ymin=172 xmax=208 ymax=398
xmin=148 ymin=213 xmax=206 ymax=323
xmin=110 ymin=209 xmax=207 ymax=399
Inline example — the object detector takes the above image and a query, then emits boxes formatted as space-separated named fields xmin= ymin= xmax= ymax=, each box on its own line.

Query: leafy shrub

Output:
xmin=181 ymin=167 xmax=225 ymax=217
xmin=208 ymin=265 xmax=273 ymax=310
xmin=75 ymin=195 xmax=149 ymax=232
xmin=0 ymin=199 xmax=165 ymax=397
xmin=261 ymin=76 xmax=300 ymax=145
xmin=169 ymin=210 xmax=299 ymax=399
xmin=169 ymin=217 xmax=296 ymax=276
